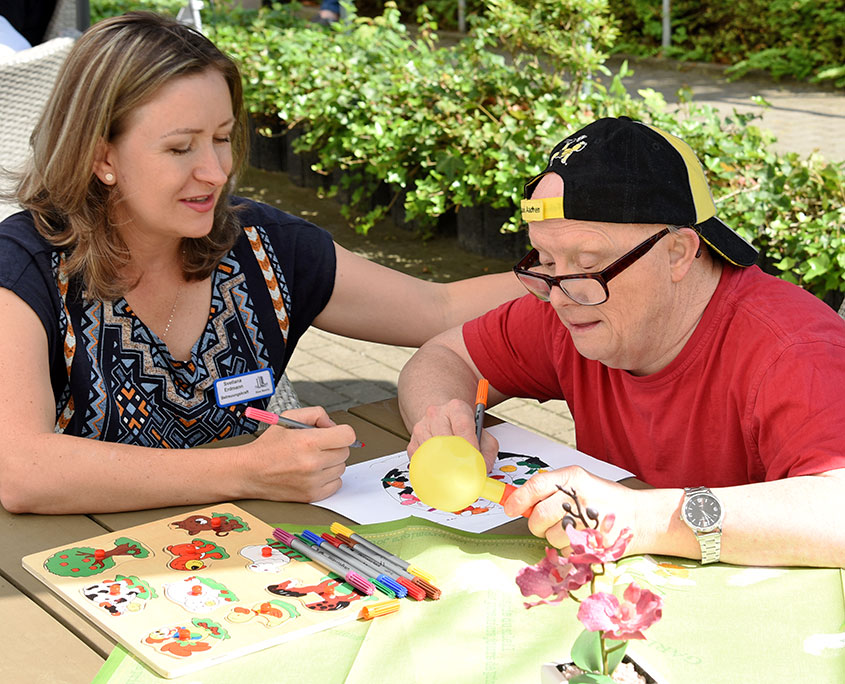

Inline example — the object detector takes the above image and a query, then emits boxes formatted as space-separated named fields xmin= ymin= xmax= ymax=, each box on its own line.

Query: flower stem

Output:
xmin=600 ymin=631 xmax=609 ymax=675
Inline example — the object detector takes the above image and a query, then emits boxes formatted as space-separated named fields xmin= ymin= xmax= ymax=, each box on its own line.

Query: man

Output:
xmin=398 ymin=117 xmax=845 ymax=568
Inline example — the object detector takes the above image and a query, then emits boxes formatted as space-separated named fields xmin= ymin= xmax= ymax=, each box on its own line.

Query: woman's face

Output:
xmin=99 ymin=68 xmax=234 ymax=246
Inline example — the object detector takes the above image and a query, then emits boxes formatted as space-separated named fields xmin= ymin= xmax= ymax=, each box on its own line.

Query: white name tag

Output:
xmin=213 ymin=369 xmax=275 ymax=408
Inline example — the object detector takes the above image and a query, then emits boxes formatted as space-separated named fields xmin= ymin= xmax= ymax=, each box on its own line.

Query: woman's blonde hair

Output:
xmin=15 ymin=11 xmax=249 ymax=300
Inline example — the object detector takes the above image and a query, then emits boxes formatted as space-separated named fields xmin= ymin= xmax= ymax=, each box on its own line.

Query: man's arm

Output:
xmin=504 ymin=466 xmax=845 ymax=568
xmin=397 ymin=326 xmax=509 ymax=469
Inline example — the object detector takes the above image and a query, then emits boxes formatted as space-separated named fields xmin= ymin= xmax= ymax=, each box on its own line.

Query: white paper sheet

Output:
xmin=311 ymin=423 xmax=634 ymax=533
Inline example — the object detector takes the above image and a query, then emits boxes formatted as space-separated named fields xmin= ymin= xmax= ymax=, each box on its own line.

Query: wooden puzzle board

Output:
xmin=23 ymin=504 xmax=379 ymax=679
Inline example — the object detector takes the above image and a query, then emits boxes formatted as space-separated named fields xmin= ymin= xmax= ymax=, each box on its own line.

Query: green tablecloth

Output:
xmin=92 ymin=519 xmax=845 ymax=683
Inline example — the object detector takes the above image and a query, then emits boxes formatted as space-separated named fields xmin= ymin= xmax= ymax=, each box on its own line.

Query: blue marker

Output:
xmin=301 ymin=530 xmax=407 ymax=599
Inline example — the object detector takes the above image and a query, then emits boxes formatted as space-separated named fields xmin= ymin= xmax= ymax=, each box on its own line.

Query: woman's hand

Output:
xmin=239 ymin=406 xmax=357 ymax=503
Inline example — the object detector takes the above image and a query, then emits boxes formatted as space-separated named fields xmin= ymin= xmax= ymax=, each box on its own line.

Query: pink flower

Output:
xmin=576 ymin=582 xmax=663 ymax=640
xmin=516 ymin=546 xmax=593 ymax=607
xmin=565 ymin=514 xmax=633 ymax=565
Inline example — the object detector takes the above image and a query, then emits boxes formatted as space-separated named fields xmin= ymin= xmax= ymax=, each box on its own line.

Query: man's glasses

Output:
xmin=513 ymin=227 xmax=671 ymax=306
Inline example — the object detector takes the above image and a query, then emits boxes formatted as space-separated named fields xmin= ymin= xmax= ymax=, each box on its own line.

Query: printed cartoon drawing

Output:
xmin=267 ymin=577 xmax=362 ymax=612
xmin=23 ymin=504 xmax=376 ymax=679
xmin=44 ymin=537 xmax=151 ymax=577
xmin=165 ymin=538 xmax=229 ymax=571
xmin=163 ymin=576 xmax=239 ymax=614
xmin=81 ymin=574 xmax=157 ymax=616
xmin=239 ymin=543 xmax=292 ymax=572
xmin=381 ymin=451 xmax=550 ymax=515
xmin=169 ymin=512 xmax=249 ymax=537
xmin=143 ymin=617 xmax=230 ymax=659
xmin=493 ymin=454 xmax=549 ymax=485
xmin=267 ymin=537 xmax=310 ymax=562
xmin=226 ymin=599 xmax=300 ymax=627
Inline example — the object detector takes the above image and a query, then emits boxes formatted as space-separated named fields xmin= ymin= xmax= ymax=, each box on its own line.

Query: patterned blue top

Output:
xmin=0 ymin=198 xmax=335 ymax=447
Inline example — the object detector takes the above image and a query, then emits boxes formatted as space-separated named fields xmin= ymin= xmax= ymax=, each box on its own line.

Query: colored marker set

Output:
xmin=272 ymin=523 xmax=440 ymax=605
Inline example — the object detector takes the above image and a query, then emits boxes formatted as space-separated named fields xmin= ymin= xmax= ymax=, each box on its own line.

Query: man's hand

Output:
xmin=503 ymin=466 xmax=646 ymax=555
xmin=407 ymin=398 xmax=499 ymax=472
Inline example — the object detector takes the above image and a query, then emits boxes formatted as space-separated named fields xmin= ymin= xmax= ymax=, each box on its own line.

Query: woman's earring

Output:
xmin=104 ymin=173 xmax=114 ymax=183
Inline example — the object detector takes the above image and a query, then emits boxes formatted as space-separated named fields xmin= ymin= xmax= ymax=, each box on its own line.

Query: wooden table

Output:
xmin=0 ymin=404 xmax=528 ymax=684
xmin=4 ymin=401 xmax=844 ymax=683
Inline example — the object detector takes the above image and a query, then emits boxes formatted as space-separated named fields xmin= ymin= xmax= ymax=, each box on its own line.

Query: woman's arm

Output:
xmin=0 ymin=288 xmax=355 ymax=513
xmin=312 ymin=243 xmax=524 ymax=346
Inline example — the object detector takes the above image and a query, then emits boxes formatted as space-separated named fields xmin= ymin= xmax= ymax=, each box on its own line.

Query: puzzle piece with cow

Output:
xmin=22 ymin=504 xmax=378 ymax=679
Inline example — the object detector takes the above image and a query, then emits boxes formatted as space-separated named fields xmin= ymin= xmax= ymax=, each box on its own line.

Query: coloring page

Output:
xmin=312 ymin=422 xmax=633 ymax=533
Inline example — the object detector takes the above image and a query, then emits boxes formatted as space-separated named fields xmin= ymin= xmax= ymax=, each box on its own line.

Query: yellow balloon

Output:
xmin=409 ymin=435 xmax=507 ymax=512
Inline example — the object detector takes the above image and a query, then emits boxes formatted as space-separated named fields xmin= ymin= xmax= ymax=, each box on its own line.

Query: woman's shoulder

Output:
xmin=0 ymin=210 xmax=51 ymax=248
xmin=230 ymin=196 xmax=320 ymax=231
xmin=0 ymin=211 xmax=57 ymax=272
xmin=229 ymin=196 xmax=334 ymax=250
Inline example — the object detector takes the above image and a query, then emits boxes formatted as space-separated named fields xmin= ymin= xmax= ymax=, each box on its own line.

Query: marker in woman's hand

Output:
xmin=244 ymin=406 xmax=364 ymax=448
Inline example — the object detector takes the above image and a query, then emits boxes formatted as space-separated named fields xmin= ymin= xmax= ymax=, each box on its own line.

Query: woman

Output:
xmin=0 ymin=12 xmax=522 ymax=514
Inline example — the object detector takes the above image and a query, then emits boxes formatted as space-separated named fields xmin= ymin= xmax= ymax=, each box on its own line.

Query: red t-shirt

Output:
xmin=464 ymin=266 xmax=845 ymax=488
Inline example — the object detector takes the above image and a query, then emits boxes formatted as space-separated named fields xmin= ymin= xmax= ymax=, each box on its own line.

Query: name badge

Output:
xmin=213 ymin=369 xmax=275 ymax=408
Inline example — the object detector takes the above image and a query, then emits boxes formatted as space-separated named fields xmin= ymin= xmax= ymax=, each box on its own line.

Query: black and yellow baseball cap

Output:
xmin=521 ymin=117 xmax=758 ymax=267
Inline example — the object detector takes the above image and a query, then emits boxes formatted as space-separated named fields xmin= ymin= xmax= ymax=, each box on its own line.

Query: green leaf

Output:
xmin=569 ymin=674 xmax=615 ymax=684
xmin=571 ymin=630 xmax=603 ymax=672
xmin=605 ymin=639 xmax=628 ymax=674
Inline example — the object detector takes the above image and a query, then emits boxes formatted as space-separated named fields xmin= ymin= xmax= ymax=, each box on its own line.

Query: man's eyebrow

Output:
xmin=161 ymin=119 xmax=235 ymax=138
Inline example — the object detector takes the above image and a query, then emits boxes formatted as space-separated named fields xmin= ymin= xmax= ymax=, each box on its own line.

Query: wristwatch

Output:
xmin=680 ymin=486 xmax=724 ymax=564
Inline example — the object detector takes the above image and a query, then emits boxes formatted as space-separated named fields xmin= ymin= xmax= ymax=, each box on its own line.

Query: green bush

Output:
xmin=608 ymin=0 xmax=845 ymax=87
xmin=88 ymin=0 xmax=845 ymax=306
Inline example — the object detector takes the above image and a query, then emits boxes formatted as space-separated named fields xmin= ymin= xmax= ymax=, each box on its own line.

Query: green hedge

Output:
xmin=90 ymin=1 xmax=845 ymax=307
xmin=608 ymin=0 xmax=845 ymax=86
xmin=347 ymin=0 xmax=845 ymax=86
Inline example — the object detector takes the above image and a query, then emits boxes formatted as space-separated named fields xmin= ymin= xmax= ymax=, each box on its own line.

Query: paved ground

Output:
xmin=284 ymin=52 xmax=844 ymax=450
xmin=602 ymin=55 xmax=845 ymax=162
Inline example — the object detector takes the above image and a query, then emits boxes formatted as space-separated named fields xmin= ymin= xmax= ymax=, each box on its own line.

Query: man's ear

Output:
xmin=668 ymin=227 xmax=701 ymax=282
xmin=92 ymin=139 xmax=116 ymax=185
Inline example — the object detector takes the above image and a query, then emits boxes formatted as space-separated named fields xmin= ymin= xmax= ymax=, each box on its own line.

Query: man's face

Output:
xmin=527 ymin=174 xmax=677 ymax=374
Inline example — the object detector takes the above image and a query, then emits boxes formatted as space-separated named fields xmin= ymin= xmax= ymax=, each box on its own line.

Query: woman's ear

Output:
xmin=92 ymin=139 xmax=116 ymax=185
xmin=668 ymin=227 xmax=701 ymax=282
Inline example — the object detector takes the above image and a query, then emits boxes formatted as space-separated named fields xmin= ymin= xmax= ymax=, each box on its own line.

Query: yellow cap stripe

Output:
xmin=521 ymin=197 xmax=564 ymax=222
xmin=696 ymin=233 xmax=745 ymax=267
xmin=642 ymin=123 xmax=717 ymax=224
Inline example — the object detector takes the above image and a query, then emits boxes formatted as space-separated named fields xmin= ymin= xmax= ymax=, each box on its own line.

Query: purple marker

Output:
xmin=272 ymin=528 xmax=374 ymax=595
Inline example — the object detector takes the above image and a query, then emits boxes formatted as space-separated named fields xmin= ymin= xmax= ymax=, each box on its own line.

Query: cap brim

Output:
xmin=696 ymin=216 xmax=758 ymax=267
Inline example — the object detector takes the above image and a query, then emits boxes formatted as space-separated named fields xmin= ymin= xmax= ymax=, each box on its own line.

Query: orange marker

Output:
xmin=94 ymin=549 xmax=105 ymax=561
xmin=359 ymin=599 xmax=400 ymax=620
xmin=109 ymin=583 xmax=121 ymax=595
xmin=261 ymin=546 xmax=273 ymax=557
xmin=211 ymin=517 xmax=222 ymax=529
xmin=474 ymin=378 xmax=489 ymax=445
xmin=191 ymin=585 xmax=202 ymax=596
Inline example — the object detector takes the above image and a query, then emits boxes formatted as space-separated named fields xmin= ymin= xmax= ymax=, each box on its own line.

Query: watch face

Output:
xmin=683 ymin=494 xmax=722 ymax=530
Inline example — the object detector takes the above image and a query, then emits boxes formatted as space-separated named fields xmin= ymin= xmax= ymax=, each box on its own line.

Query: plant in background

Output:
xmin=516 ymin=487 xmax=663 ymax=683
xmin=91 ymin=0 xmax=845 ymax=308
